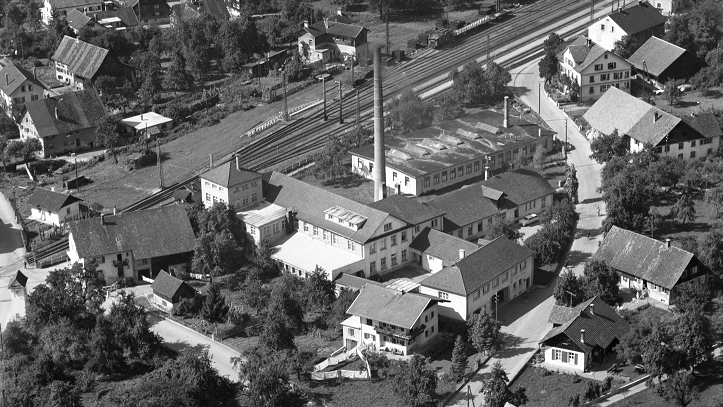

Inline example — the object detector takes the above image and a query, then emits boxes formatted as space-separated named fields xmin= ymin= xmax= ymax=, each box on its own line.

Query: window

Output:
xmin=458 ymin=230 xmax=463 ymax=238
xmin=432 ymin=218 xmax=439 ymax=228
xmin=251 ymin=193 xmax=257 ymax=202
xmin=21 ymin=85 xmax=25 ymax=92
xmin=400 ymin=230 xmax=407 ymax=242
xmin=589 ymin=87 xmax=594 ymax=94
xmin=467 ymin=225 xmax=473 ymax=235
xmin=332 ymin=234 xmax=338 ymax=244
xmin=600 ymin=24 xmax=605 ymax=30
xmin=381 ymin=257 xmax=387 ymax=269
xmin=568 ymin=352 xmax=576 ymax=364
xmin=613 ymin=72 xmax=620 ymax=80
xmin=483 ymin=283 xmax=490 ymax=294
xmin=303 ymin=223 xmax=309 ymax=232
xmin=554 ymin=349 xmax=562 ymax=360
xmin=384 ymin=222 xmax=392 ymax=231
xmin=473 ymin=289 xmax=481 ymax=300
xmin=391 ymin=253 xmax=397 ymax=266
xmin=370 ymin=261 xmax=377 ymax=274
xmin=370 ymin=242 xmax=376 ymax=253
xmin=599 ymin=84 xmax=610 ymax=92
xmin=264 ymin=226 xmax=270 ymax=235
xmin=242 ymin=183 xmax=248 ymax=190
xmin=624 ymin=71 xmax=630 ymax=78
xmin=691 ymin=140 xmax=696 ymax=147
xmin=594 ymin=64 xmax=603 ymax=71
xmin=679 ymin=142 xmax=684 ymax=150
xmin=466 ymin=164 xmax=472 ymax=174
xmin=405 ymin=176 xmax=410 ymax=186
xmin=434 ymin=174 xmax=440 ymax=184
xmin=415 ymin=225 xmax=420 ymax=233
xmin=424 ymin=177 xmax=430 ymax=187
xmin=249 ymin=225 xmax=256 ymax=234
xmin=322 ymin=229 xmax=327 ymax=240
xmin=607 ymin=62 xmax=616 ymax=69
xmin=348 ymin=328 xmax=355 ymax=336
xmin=441 ymin=171 xmax=447 ymax=182
xmin=691 ymin=151 xmax=696 ymax=158
xmin=31 ymin=94 xmax=38 ymax=101
xmin=492 ymin=277 xmax=499 ymax=288
xmin=205 ymin=193 xmax=210 ymax=202
xmin=391 ymin=235 xmax=397 ymax=246
xmin=313 ymin=226 xmax=319 ymax=236
xmin=474 ymin=161 xmax=480 ymax=172
xmin=393 ymin=171 xmax=397 ymax=181
xmin=402 ymin=249 xmax=407 ymax=262
xmin=381 ymin=238 xmax=386 ymax=249
xmin=458 ymin=165 xmax=464 ymax=175
xmin=273 ymin=223 xmax=279 ymax=233
xmin=450 ymin=168 xmax=456 ymax=179
xmin=600 ymin=74 xmax=609 ymax=81
xmin=438 ymin=291 xmax=449 ymax=300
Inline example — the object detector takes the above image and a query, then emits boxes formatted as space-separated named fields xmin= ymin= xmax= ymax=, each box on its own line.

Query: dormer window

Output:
xmin=324 ymin=206 xmax=367 ymax=230
xmin=384 ymin=222 xmax=392 ymax=231
xmin=327 ymin=214 xmax=334 ymax=220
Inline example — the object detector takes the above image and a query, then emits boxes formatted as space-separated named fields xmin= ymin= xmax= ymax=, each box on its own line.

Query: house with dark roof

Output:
xmin=342 ymin=284 xmax=439 ymax=354
xmin=594 ymin=226 xmax=709 ymax=306
xmin=200 ymin=156 xmax=263 ymax=210
xmin=409 ymin=227 xmax=480 ymax=273
xmin=587 ymin=1 xmax=666 ymax=51
xmin=556 ymin=36 xmax=633 ymax=101
xmin=0 ymin=62 xmax=52 ymax=117
xmin=240 ymin=50 xmax=288 ymax=79
xmin=66 ymin=9 xmax=103 ymax=32
xmin=418 ymin=236 xmax=535 ymax=321
xmin=26 ymin=188 xmax=82 ymax=226
xmin=121 ymin=0 xmax=170 ymax=24
xmin=67 ymin=206 xmax=197 ymax=284
xmin=350 ymin=110 xmax=555 ymax=196
xmin=627 ymin=36 xmax=704 ymax=89
xmin=17 ymin=89 xmax=108 ymax=158
xmin=41 ymin=0 xmax=105 ymax=25
xmin=52 ymin=36 xmax=137 ymax=89
xmin=169 ymin=0 xmax=229 ymax=26
xmin=540 ymin=296 xmax=630 ymax=372
xmin=583 ymin=87 xmax=722 ymax=160
xmin=152 ymin=270 xmax=196 ymax=312
xmin=298 ymin=14 xmax=369 ymax=64
xmin=368 ymin=194 xmax=445 ymax=233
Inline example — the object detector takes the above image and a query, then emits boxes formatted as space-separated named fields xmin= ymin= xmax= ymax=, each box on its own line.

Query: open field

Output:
xmin=652 ymin=188 xmax=718 ymax=246
xmin=509 ymin=365 xmax=599 ymax=407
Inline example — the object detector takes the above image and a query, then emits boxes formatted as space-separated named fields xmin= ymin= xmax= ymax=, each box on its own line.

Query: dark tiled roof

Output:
xmin=24 ymin=89 xmax=107 ymax=138
xmin=200 ymin=161 xmax=261 ymax=188
xmin=627 ymin=36 xmax=687 ymax=77
xmin=593 ymin=226 xmax=693 ymax=289
xmin=201 ymin=0 xmax=230 ymax=20
xmin=51 ymin=36 xmax=110 ymax=80
xmin=409 ymin=227 xmax=480 ymax=267
xmin=426 ymin=185 xmax=501 ymax=231
xmin=558 ymin=37 xmax=592 ymax=64
xmin=66 ymin=8 xmax=94 ymax=31
xmin=7 ymin=270 xmax=27 ymax=289
xmin=541 ymin=296 xmax=630 ymax=354
xmin=574 ymin=43 xmax=608 ymax=73
xmin=264 ymin=172 xmax=391 ymax=244
xmin=328 ymin=13 xmax=353 ymax=24
xmin=549 ymin=304 xmax=579 ymax=325
xmin=69 ymin=206 xmax=196 ymax=260
xmin=368 ymin=194 xmax=445 ymax=225
xmin=681 ymin=113 xmax=723 ymax=139
xmin=346 ymin=284 xmax=434 ymax=329
xmin=94 ymin=8 xmax=140 ymax=27
xmin=421 ymin=237 xmax=534 ymax=296
xmin=607 ymin=2 xmax=666 ymax=36
xmin=0 ymin=62 xmax=49 ymax=96
xmin=480 ymin=168 xmax=555 ymax=207
xmin=334 ymin=273 xmax=384 ymax=291
xmin=305 ymin=20 xmax=366 ymax=39
xmin=49 ymin=0 xmax=104 ymax=9
xmin=26 ymin=188 xmax=81 ymax=212
xmin=152 ymin=270 xmax=193 ymax=299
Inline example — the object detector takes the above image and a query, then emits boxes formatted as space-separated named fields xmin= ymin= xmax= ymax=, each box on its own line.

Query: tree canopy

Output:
xmin=452 ymin=60 xmax=511 ymax=106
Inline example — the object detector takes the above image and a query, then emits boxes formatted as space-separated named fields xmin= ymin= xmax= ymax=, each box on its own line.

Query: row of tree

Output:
xmin=525 ymin=198 xmax=577 ymax=266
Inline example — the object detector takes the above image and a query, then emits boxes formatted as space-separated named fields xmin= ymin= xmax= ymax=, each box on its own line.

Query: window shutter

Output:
xmin=574 ymin=353 xmax=578 ymax=365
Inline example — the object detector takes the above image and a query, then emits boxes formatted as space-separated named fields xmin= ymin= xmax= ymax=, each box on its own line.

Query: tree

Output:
xmin=582 ymin=260 xmax=619 ymax=305
xmin=430 ymin=94 xmax=465 ymax=123
xmin=646 ymin=207 xmax=660 ymax=238
xmin=654 ymin=370 xmax=699 ymax=407
xmin=665 ymin=79 xmax=682 ymax=106
xmin=392 ymin=355 xmax=437 ymax=407
xmin=163 ymin=50 xmax=194 ymax=94
xmin=564 ymin=164 xmax=579 ymax=204
xmin=106 ymin=291 xmax=161 ymax=361
xmin=217 ymin=17 xmax=264 ymax=73
xmin=235 ymin=348 xmax=306 ymax=407
xmin=96 ymin=115 xmax=124 ymax=164
xmin=538 ymin=50 xmax=558 ymax=83
xmin=698 ymin=225 xmax=723 ymax=281
xmin=385 ymin=88 xmax=432 ymax=132
xmin=612 ymin=35 xmax=641 ymax=59
xmin=201 ymin=283 xmax=230 ymax=335
xmin=260 ymin=276 xmax=303 ymax=351
xmin=285 ymin=50 xmax=306 ymax=82
xmin=672 ymin=310 xmax=713 ymax=369
xmin=553 ymin=268 xmax=584 ymax=307
xmin=482 ymin=216 xmax=523 ymax=242
xmin=615 ymin=318 xmax=653 ymax=365
xmin=301 ymin=266 xmax=335 ymax=313
xmin=589 ymin=129 xmax=627 ymax=164
xmin=191 ymin=202 xmax=245 ymax=275
xmin=468 ymin=312 xmax=501 ymax=355
xmin=452 ymin=60 xmax=511 ymax=106
xmin=543 ymin=33 xmax=565 ymax=55
xmin=671 ymin=193 xmax=696 ymax=225
xmin=675 ymin=284 xmax=709 ymax=314
xmin=705 ymin=186 xmax=723 ymax=217
xmin=4 ymin=138 xmax=42 ymax=163
xmin=532 ymin=145 xmax=545 ymax=172
xmin=240 ymin=269 xmax=270 ymax=315
xmin=643 ymin=320 xmax=683 ymax=379
xmin=450 ymin=335 xmax=468 ymax=382
xmin=525 ymin=226 xmax=564 ymax=265
xmin=326 ymin=287 xmax=358 ymax=329
xmin=480 ymin=362 xmax=528 ymax=407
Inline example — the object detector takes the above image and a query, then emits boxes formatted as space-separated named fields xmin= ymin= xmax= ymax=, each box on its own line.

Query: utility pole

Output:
xmin=563 ymin=117 xmax=568 ymax=163
xmin=71 ymin=153 xmax=79 ymax=193
xmin=337 ymin=81 xmax=343 ymax=124
xmin=322 ymin=77 xmax=327 ymax=121
xmin=157 ymin=138 xmax=164 ymax=189
xmin=486 ymin=34 xmax=490 ymax=70
xmin=590 ymin=0 xmax=594 ymax=21
xmin=538 ymin=82 xmax=541 ymax=114
xmin=282 ymin=72 xmax=289 ymax=121
xmin=356 ymin=88 xmax=360 ymax=127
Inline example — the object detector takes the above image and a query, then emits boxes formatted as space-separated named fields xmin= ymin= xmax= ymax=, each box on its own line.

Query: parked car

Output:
xmin=519 ymin=214 xmax=539 ymax=226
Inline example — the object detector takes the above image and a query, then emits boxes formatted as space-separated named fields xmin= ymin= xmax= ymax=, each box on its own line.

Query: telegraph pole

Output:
xmin=538 ymin=82 xmax=541 ymax=114
xmin=283 ymin=72 xmax=289 ymax=121
xmin=486 ymin=34 xmax=490 ymax=70
xmin=322 ymin=77 xmax=327 ymax=121
xmin=157 ymin=138 xmax=164 ymax=189
xmin=337 ymin=81 xmax=343 ymax=124
xmin=356 ymin=88 xmax=360 ymax=128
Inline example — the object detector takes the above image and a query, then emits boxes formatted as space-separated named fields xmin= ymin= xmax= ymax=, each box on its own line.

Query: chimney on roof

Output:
xmin=590 ymin=303 xmax=594 ymax=315
xmin=236 ymin=155 xmax=240 ymax=171
xmin=304 ymin=20 xmax=309 ymax=28
xmin=113 ymin=206 xmax=117 ymax=215
xmin=503 ymin=96 xmax=509 ymax=128
xmin=459 ymin=249 xmax=465 ymax=260
xmin=580 ymin=329 xmax=585 ymax=344
xmin=141 ymin=113 xmax=144 ymax=120
xmin=94 ymin=13 xmax=98 ymax=21
xmin=337 ymin=7 xmax=343 ymax=15
xmin=33 ymin=67 xmax=36 ymax=80
xmin=586 ymin=38 xmax=592 ymax=48
xmin=209 ymin=153 xmax=214 ymax=169
xmin=665 ymin=238 xmax=671 ymax=248
xmin=324 ymin=17 xmax=328 ymax=30
xmin=100 ymin=213 xmax=106 ymax=224
xmin=653 ymin=111 xmax=660 ymax=123
xmin=638 ymin=0 xmax=643 ymax=5
xmin=50 ymin=186 xmax=55 ymax=192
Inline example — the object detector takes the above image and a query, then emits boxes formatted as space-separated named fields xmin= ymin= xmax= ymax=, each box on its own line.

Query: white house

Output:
xmin=297 ymin=12 xmax=369 ymax=63
xmin=2 ymin=270 xmax=28 ymax=327
xmin=540 ymin=297 xmax=630 ymax=373
xmin=342 ymin=284 xmax=439 ymax=355
xmin=200 ymin=156 xmax=263 ymax=210
xmin=0 ymin=63 xmax=50 ymax=117
xmin=25 ymin=188 xmax=82 ymax=226
xmin=41 ymin=0 xmax=105 ymax=25
xmin=121 ymin=112 xmax=173 ymax=139
xmin=557 ymin=36 xmax=633 ymax=101
xmin=586 ymin=1 xmax=666 ymax=51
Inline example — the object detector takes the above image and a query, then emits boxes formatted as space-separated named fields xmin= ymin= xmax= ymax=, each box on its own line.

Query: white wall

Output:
xmin=544 ymin=347 xmax=586 ymax=372
xmin=587 ymin=17 xmax=624 ymax=51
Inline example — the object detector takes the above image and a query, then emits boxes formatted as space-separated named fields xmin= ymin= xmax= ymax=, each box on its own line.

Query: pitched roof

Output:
xmin=68 ymin=206 xmax=196 ymax=259
xmin=26 ymin=188 xmax=81 ymax=212
xmin=328 ymin=13 xmax=353 ymax=24
xmin=607 ymin=1 xmax=666 ymax=36
xmin=264 ymin=172 xmax=392 ymax=244
xmin=201 ymin=0 xmax=230 ymax=20
xmin=627 ymin=36 xmax=687 ymax=77
xmin=171 ymin=3 xmax=201 ymax=19
xmin=593 ymin=226 xmax=694 ymax=289
xmin=421 ymin=237 xmax=534 ymax=296
xmin=480 ymin=168 xmax=555 ymax=207
xmin=409 ymin=227 xmax=480 ymax=267
xmin=368 ymin=194 xmax=445 ymax=225
xmin=304 ymin=20 xmax=366 ymax=39
xmin=346 ymin=284 xmax=434 ymax=329
xmin=7 ymin=270 xmax=28 ymax=289
xmin=24 ymin=89 xmax=107 ymax=138
xmin=334 ymin=273 xmax=385 ymax=291
xmin=0 ymin=62 xmax=49 ymax=96
xmin=681 ymin=112 xmax=723 ymax=139
xmin=93 ymin=8 xmax=140 ymax=27
xmin=549 ymin=304 xmax=580 ymax=325
xmin=426 ymin=185 xmax=501 ymax=232
xmin=200 ymin=160 xmax=261 ymax=188
xmin=583 ymin=87 xmax=681 ymax=145
xmin=48 ymin=0 xmax=104 ymax=9
xmin=66 ymin=8 xmax=94 ymax=31
xmin=541 ymin=296 xmax=630 ymax=354
xmin=152 ymin=270 xmax=193 ymax=299
xmin=559 ymin=37 xmax=610 ymax=73
xmin=51 ymin=36 xmax=110 ymax=80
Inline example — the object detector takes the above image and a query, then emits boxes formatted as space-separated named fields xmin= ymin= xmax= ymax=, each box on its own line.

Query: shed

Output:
xmin=152 ymin=270 xmax=196 ymax=312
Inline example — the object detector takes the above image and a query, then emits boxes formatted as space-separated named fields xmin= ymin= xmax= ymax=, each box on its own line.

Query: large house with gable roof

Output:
xmin=540 ymin=296 xmax=630 ymax=372
xmin=594 ymin=226 xmax=709 ymax=306
xmin=587 ymin=1 xmax=666 ymax=51
xmin=52 ymin=36 xmax=137 ymax=88
xmin=627 ymin=36 xmax=704 ymax=89
xmin=583 ymin=87 xmax=722 ymax=159
xmin=297 ymin=12 xmax=369 ymax=63
xmin=26 ymin=188 xmax=82 ymax=226
xmin=0 ymin=63 xmax=51 ymax=117
xmin=41 ymin=0 xmax=105 ymax=25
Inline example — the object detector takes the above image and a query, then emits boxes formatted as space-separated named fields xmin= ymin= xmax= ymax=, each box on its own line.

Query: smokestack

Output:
xmin=373 ymin=47 xmax=386 ymax=202
xmin=580 ymin=329 xmax=585 ymax=344
xmin=337 ymin=7 xmax=342 ymax=15
xmin=665 ymin=238 xmax=671 ymax=248
xmin=236 ymin=155 xmax=240 ymax=171
xmin=459 ymin=249 xmax=465 ymax=260
xmin=304 ymin=20 xmax=309 ymax=28
xmin=503 ymin=96 xmax=509 ymax=128
xmin=590 ymin=303 xmax=594 ymax=315
xmin=209 ymin=153 xmax=214 ymax=169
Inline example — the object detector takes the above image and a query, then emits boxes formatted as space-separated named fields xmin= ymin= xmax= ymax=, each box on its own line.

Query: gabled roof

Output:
xmin=93 ymin=8 xmax=140 ymax=27
xmin=7 ymin=270 xmax=27 ymax=289
xmin=328 ymin=12 xmax=353 ymax=24
xmin=69 ymin=206 xmax=196 ymax=260
xmin=682 ymin=113 xmax=723 ymax=139
xmin=541 ymin=296 xmax=630 ymax=354
xmin=593 ymin=226 xmax=694 ymax=289
xmin=0 ymin=62 xmax=49 ymax=96
xmin=66 ymin=8 xmax=94 ymax=31
xmin=303 ymin=20 xmax=366 ymax=39
xmin=200 ymin=160 xmax=261 ymax=188
xmin=26 ymin=188 xmax=81 ymax=212
xmin=583 ymin=87 xmax=681 ymax=145
xmin=627 ymin=36 xmax=687 ymax=77
xmin=24 ymin=89 xmax=107 ymax=138
xmin=409 ymin=227 xmax=480 ymax=267
xmin=171 ymin=3 xmax=201 ymax=19
xmin=606 ymin=1 xmax=666 ymax=36
xmin=421 ymin=237 xmax=534 ymax=296
xmin=426 ymin=185 xmax=501 ymax=232
xmin=201 ymin=0 xmax=230 ymax=20
xmin=152 ymin=270 xmax=194 ymax=300
xmin=559 ymin=36 xmax=610 ymax=73
xmin=549 ymin=304 xmax=580 ymax=325
xmin=480 ymin=168 xmax=555 ymax=207
xmin=346 ymin=284 xmax=435 ymax=329
xmin=334 ymin=273 xmax=385 ymax=291
xmin=263 ymin=172 xmax=393 ymax=244
xmin=368 ymin=194 xmax=445 ymax=225
xmin=51 ymin=36 xmax=110 ymax=80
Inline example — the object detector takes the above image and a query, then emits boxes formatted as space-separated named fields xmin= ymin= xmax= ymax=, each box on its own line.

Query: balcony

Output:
xmin=112 ymin=258 xmax=129 ymax=268
xmin=375 ymin=325 xmax=425 ymax=340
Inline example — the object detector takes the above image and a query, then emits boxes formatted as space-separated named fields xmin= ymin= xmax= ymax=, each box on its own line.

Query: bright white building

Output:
xmin=199 ymin=157 xmax=263 ymax=210
xmin=25 ymin=188 xmax=82 ymax=226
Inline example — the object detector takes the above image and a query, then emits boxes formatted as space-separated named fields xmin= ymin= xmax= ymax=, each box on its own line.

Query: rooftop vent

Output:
xmin=439 ymin=134 xmax=464 ymax=145
xmin=404 ymin=144 xmax=431 ymax=157
xmin=475 ymin=122 xmax=502 ymax=134
xmin=456 ymin=128 xmax=481 ymax=140
xmin=421 ymin=138 xmax=447 ymax=151
xmin=387 ymin=149 xmax=413 ymax=161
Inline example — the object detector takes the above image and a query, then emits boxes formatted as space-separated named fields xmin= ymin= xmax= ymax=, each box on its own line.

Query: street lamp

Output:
xmin=70 ymin=153 xmax=79 ymax=193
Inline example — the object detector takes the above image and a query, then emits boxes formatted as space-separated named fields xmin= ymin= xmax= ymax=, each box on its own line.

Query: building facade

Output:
xmin=586 ymin=1 xmax=666 ymax=51
xmin=200 ymin=157 xmax=263 ymax=209
xmin=0 ymin=63 xmax=50 ymax=118
xmin=42 ymin=0 xmax=105 ymax=25
xmin=26 ymin=188 xmax=82 ymax=226
xmin=298 ymin=15 xmax=369 ymax=63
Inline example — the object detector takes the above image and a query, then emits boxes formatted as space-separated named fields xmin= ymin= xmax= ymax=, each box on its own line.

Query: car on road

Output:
xmin=519 ymin=214 xmax=539 ymax=226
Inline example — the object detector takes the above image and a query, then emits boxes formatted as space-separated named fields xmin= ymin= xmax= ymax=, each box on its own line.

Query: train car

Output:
xmin=429 ymin=30 xmax=452 ymax=49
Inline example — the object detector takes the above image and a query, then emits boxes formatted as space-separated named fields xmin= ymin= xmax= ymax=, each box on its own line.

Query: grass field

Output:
xmin=509 ymin=365 xmax=599 ymax=407
xmin=651 ymin=188 xmax=717 ymax=247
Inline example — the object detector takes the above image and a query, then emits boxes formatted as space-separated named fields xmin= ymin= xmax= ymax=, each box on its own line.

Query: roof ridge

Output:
xmin=610 ymin=226 xmax=691 ymax=255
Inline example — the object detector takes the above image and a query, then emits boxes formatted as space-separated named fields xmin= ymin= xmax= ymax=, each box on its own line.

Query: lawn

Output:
xmin=302 ymin=378 xmax=400 ymax=407
xmin=509 ymin=365 xmax=599 ymax=407
xmin=650 ymin=188 xmax=716 ymax=246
